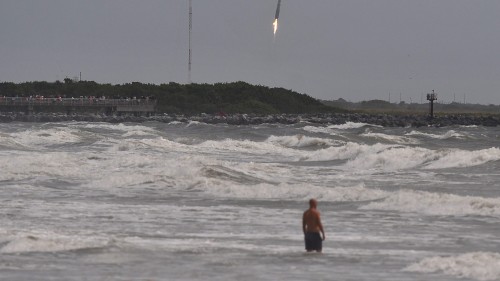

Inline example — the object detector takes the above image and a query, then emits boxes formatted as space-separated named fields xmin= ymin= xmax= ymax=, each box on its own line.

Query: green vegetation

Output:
xmin=0 ymin=80 xmax=340 ymax=114
xmin=4 ymin=80 xmax=496 ymax=116
xmin=322 ymin=98 xmax=500 ymax=115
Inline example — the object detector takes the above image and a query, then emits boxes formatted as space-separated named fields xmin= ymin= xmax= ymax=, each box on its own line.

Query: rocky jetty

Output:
xmin=0 ymin=112 xmax=499 ymax=127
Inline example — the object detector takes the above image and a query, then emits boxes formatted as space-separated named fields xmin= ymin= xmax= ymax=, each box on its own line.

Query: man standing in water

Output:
xmin=302 ymin=198 xmax=325 ymax=252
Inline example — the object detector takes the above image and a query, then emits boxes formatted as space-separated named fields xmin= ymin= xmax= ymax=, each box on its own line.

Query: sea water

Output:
xmin=1 ymin=121 xmax=499 ymax=281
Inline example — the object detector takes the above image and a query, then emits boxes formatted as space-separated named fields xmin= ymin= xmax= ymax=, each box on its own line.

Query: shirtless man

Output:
xmin=302 ymin=198 xmax=325 ymax=252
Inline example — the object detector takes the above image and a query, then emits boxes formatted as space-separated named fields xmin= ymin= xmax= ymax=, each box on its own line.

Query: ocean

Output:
xmin=1 ymin=120 xmax=500 ymax=281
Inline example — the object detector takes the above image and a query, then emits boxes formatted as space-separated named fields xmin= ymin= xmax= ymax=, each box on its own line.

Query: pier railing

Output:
xmin=0 ymin=96 xmax=157 ymax=114
xmin=0 ymin=97 xmax=156 ymax=107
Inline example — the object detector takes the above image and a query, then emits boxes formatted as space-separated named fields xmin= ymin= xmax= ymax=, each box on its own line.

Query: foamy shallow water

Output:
xmin=1 ymin=121 xmax=500 ymax=280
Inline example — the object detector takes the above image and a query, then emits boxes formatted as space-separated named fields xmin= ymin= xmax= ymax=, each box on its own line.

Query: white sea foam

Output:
xmin=198 ymin=181 xmax=388 ymax=202
xmin=304 ymin=143 xmax=499 ymax=171
xmin=361 ymin=132 xmax=420 ymax=145
xmin=302 ymin=125 xmax=338 ymax=135
xmin=184 ymin=120 xmax=218 ymax=127
xmin=0 ymin=134 xmax=32 ymax=150
xmin=167 ymin=121 xmax=183 ymax=125
xmin=266 ymin=135 xmax=340 ymax=148
xmin=300 ymin=142 xmax=393 ymax=162
xmin=361 ymin=189 xmax=500 ymax=216
xmin=1 ymin=233 xmax=110 ymax=254
xmin=88 ymin=156 xmax=204 ymax=190
xmin=10 ymin=127 xmax=83 ymax=147
xmin=0 ymin=151 xmax=86 ymax=181
xmin=111 ymin=137 xmax=189 ymax=152
xmin=122 ymin=129 xmax=157 ymax=137
xmin=303 ymin=143 xmax=428 ymax=170
xmin=197 ymin=138 xmax=299 ymax=160
xmin=424 ymin=147 xmax=500 ymax=169
xmin=196 ymin=138 xmax=406 ymax=166
xmin=302 ymin=142 xmax=433 ymax=170
xmin=119 ymin=236 xmax=301 ymax=256
xmin=113 ymin=130 xmax=499 ymax=171
xmin=186 ymin=120 xmax=203 ymax=127
xmin=404 ymin=252 xmax=500 ymax=281
xmin=76 ymin=122 xmax=157 ymax=133
xmin=329 ymin=122 xmax=374 ymax=129
xmin=345 ymin=146 xmax=437 ymax=171
xmin=302 ymin=122 xmax=374 ymax=135
xmin=406 ymin=130 xmax=465 ymax=139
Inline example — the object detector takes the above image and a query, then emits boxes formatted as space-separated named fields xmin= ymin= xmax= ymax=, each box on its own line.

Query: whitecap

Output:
xmin=300 ymin=142 xmax=393 ymax=162
xmin=197 ymin=138 xmax=298 ymax=159
xmin=424 ymin=147 xmax=500 ymax=169
xmin=302 ymin=125 xmax=338 ymax=135
xmin=10 ymin=127 xmax=82 ymax=147
xmin=345 ymin=145 xmax=437 ymax=171
xmin=198 ymin=181 xmax=388 ymax=202
xmin=361 ymin=189 xmax=500 ymax=216
xmin=361 ymin=132 xmax=420 ymax=144
xmin=266 ymin=135 xmax=340 ymax=148
xmin=404 ymin=252 xmax=500 ymax=281
xmin=406 ymin=130 xmax=465 ymax=139
xmin=329 ymin=122 xmax=375 ymax=130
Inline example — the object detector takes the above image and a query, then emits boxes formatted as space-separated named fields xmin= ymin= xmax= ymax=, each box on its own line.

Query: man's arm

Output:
xmin=302 ymin=212 xmax=307 ymax=235
xmin=318 ymin=213 xmax=325 ymax=241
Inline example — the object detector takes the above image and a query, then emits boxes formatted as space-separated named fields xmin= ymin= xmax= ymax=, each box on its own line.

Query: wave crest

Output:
xmin=406 ymin=130 xmax=465 ymax=139
xmin=266 ymin=135 xmax=340 ymax=148
xmin=361 ymin=189 xmax=500 ymax=216
xmin=404 ymin=252 xmax=500 ymax=281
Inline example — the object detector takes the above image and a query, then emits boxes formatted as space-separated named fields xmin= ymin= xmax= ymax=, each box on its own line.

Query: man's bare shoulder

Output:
xmin=304 ymin=209 xmax=320 ymax=217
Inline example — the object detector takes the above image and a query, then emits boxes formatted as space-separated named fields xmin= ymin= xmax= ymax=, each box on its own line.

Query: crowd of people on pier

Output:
xmin=0 ymin=95 xmax=156 ymax=105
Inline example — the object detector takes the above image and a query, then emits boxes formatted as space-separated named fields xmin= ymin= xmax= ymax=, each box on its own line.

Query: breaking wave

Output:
xmin=406 ymin=130 xmax=466 ymax=139
xmin=197 ymin=181 xmax=388 ymax=202
xmin=361 ymin=189 xmax=500 ymax=216
xmin=304 ymin=144 xmax=499 ymax=170
xmin=266 ymin=135 xmax=341 ymax=148
xmin=301 ymin=122 xmax=376 ymax=136
xmin=424 ymin=147 xmax=500 ymax=169
xmin=404 ymin=252 xmax=500 ymax=281
xmin=329 ymin=122 xmax=376 ymax=129
xmin=361 ymin=132 xmax=420 ymax=144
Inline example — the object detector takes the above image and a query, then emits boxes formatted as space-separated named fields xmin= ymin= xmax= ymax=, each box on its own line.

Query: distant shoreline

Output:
xmin=1 ymin=112 xmax=499 ymax=127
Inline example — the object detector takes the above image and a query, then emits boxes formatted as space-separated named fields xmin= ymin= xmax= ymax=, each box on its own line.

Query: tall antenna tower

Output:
xmin=188 ymin=0 xmax=192 ymax=84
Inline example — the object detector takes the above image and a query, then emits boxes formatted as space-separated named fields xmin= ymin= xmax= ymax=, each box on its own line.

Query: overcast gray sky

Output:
xmin=1 ymin=0 xmax=499 ymax=104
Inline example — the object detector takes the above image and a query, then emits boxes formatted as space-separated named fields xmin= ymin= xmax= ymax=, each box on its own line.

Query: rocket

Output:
xmin=275 ymin=0 xmax=281 ymax=19
xmin=273 ymin=0 xmax=281 ymax=36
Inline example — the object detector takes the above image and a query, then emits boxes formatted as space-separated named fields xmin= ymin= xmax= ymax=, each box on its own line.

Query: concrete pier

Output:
xmin=0 ymin=97 xmax=156 ymax=116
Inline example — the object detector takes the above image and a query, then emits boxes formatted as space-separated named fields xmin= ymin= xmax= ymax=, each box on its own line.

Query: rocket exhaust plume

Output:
xmin=273 ymin=0 xmax=281 ymax=36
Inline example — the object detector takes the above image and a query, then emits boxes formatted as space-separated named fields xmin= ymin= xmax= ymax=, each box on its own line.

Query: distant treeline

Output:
xmin=0 ymin=80 xmax=338 ymax=114
xmin=322 ymin=98 xmax=500 ymax=115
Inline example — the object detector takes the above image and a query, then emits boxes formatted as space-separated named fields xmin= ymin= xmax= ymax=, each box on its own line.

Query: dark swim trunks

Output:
xmin=304 ymin=232 xmax=322 ymax=251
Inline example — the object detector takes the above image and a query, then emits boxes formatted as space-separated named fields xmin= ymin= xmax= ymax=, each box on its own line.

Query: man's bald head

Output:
xmin=309 ymin=198 xmax=317 ymax=208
